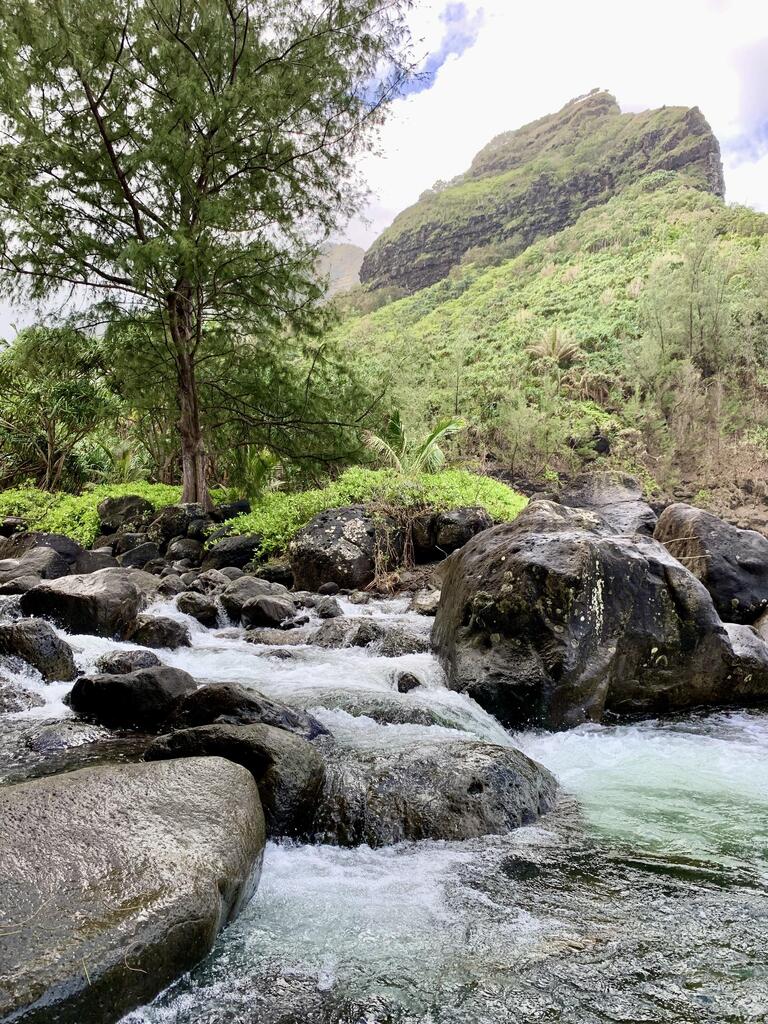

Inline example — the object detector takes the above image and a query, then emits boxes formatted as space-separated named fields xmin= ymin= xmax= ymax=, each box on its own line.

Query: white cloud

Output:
xmin=344 ymin=0 xmax=768 ymax=247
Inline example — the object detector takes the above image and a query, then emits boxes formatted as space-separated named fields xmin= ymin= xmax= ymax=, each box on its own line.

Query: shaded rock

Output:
xmin=117 ymin=541 xmax=161 ymax=569
xmin=73 ymin=550 xmax=118 ymax=574
xmin=215 ymin=499 xmax=251 ymax=521
xmin=0 ymin=680 xmax=45 ymax=713
xmin=654 ymin=502 xmax=768 ymax=623
xmin=0 ymin=515 xmax=25 ymax=537
xmin=559 ymin=470 xmax=657 ymax=536
xmin=253 ymin=560 xmax=294 ymax=588
xmin=114 ymin=531 xmax=150 ymax=555
xmin=68 ymin=665 xmax=198 ymax=730
xmin=0 ymin=758 xmax=264 ymax=1024
xmin=165 ymin=682 xmax=327 ymax=740
xmin=314 ymin=737 xmax=557 ymax=846
xmin=219 ymin=566 xmax=244 ymax=581
xmin=396 ymin=671 xmax=422 ymax=693
xmin=433 ymin=499 xmax=768 ymax=730
xmin=166 ymin=536 xmax=203 ymax=564
xmin=318 ymin=581 xmax=340 ymax=596
xmin=177 ymin=591 xmax=219 ymax=628
xmin=97 ymin=493 xmax=154 ymax=533
xmin=202 ymin=534 xmax=262 ymax=570
xmin=0 ymin=530 xmax=84 ymax=566
xmin=129 ymin=614 xmax=191 ymax=650
xmin=147 ymin=504 xmax=209 ymax=548
xmin=95 ymin=649 xmax=161 ymax=675
xmin=286 ymin=686 xmax=463 ymax=728
xmin=0 ymin=619 xmax=76 ymax=681
xmin=188 ymin=568 xmax=231 ymax=594
xmin=145 ymin=724 xmax=325 ymax=837
xmin=0 ymin=546 xmax=71 ymax=584
xmin=23 ymin=719 xmax=112 ymax=754
xmin=20 ymin=568 xmax=145 ymax=639
xmin=0 ymin=573 xmax=41 ymax=595
xmin=290 ymin=506 xmax=399 ymax=592
xmin=242 ymin=595 xmax=296 ymax=629
xmin=413 ymin=507 xmax=493 ymax=560
xmin=315 ymin=596 xmax=343 ymax=619
xmin=312 ymin=617 xmax=385 ymax=650
xmin=220 ymin=576 xmax=287 ymax=621
xmin=157 ymin=574 xmax=187 ymax=597
xmin=377 ymin=623 xmax=431 ymax=657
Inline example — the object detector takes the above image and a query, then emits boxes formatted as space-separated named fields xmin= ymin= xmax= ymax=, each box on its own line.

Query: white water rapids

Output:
xmin=2 ymin=593 xmax=767 ymax=1022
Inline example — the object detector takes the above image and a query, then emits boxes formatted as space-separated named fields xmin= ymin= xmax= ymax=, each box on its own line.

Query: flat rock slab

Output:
xmin=0 ymin=758 xmax=265 ymax=1024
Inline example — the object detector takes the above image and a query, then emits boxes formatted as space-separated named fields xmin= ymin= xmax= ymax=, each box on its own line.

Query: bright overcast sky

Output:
xmin=1 ymin=0 xmax=767 ymax=336
xmin=344 ymin=0 xmax=768 ymax=247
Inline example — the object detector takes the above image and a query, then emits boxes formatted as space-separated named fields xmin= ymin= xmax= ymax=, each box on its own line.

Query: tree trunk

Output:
xmin=168 ymin=286 xmax=212 ymax=509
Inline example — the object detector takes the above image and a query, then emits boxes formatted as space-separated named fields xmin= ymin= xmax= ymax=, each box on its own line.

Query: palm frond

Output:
xmin=362 ymin=430 xmax=403 ymax=473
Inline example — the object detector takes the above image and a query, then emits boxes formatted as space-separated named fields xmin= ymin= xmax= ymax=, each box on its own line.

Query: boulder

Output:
xmin=290 ymin=505 xmax=399 ymax=591
xmin=0 ymin=574 xmax=41 ymax=595
xmin=177 ymin=591 xmax=219 ymax=628
xmin=220 ymin=576 xmax=287 ymax=621
xmin=433 ymin=499 xmax=768 ymax=730
xmin=413 ymin=507 xmax=493 ymax=560
xmin=22 ymin=719 xmax=112 ymax=754
xmin=97 ymin=494 xmax=154 ymax=534
xmin=157 ymin=574 xmax=187 ymax=597
xmin=0 ymin=759 xmax=264 ymax=1024
xmin=318 ymin=581 xmax=340 ymax=595
xmin=0 ymin=530 xmax=84 ymax=566
xmin=188 ymin=567 xmax=231 ymax=594
xmin=20 ymin=569 xmax=145 ymax=639
xmin=654 ymin=503 xmax=768 ymax=623
xmin=166 ymin=536 xmax=203 ymax=564
xmin=145 ymin=724 xmax=325 ymax=837
xmin=396 ymin=671 xmax=422 ymax=693
xmin=411 ymin=589 xmax=441 ymax=615
xmin=0 ymin=546 xmax=71 ymax=584
xmin=68 ymin=665 xmax=198 ymax=730
xmin=129 ymin=614 xmax=191 ymax=650
xmin=241 ymin=595 xmax=296 ymax=629
xmin=202 ymin=534 xmax=262 ymax=570
xmin=253 ymin=560 xmax=294 ymax=588
xmin=286 ymin=686 xmax=465 ymax=729
xmin=0 ymin=680 xmax=45 ymax=713
xmin=114 ymin=531 xmax=150 ymax=555
xmin=73 ymin=550 xmax=119 ymax=574
xmin=0 ymin=619 xmax=76 ymax=681
xmin=314 ymin=737 xmax=557 ymax=846
xmin=147 ymin=504 xmax=208 ymax=548
xmin=117 ymin=541 xmax=161 ymax=569
xmin=315 ymin=596 xmax=343 ymax=619
xmin=214 ymin=499 xmax=251 ymax=521
xmin=0 ymin=515 xmax=25 ymax=536
xmin=219 ymin=566 xmax=244 ymax=581
xmin=95 ymin=648 xmax=161 ymax=675
xmin=165 ymin=682 xmax=327 ymax=740
xmin=312 ymin=617 xmax=385 ymax=650
xmin=559 ymin=470 xmax=657 ymax=536
xmin=377 ymin=623 xmax=431 ymax=657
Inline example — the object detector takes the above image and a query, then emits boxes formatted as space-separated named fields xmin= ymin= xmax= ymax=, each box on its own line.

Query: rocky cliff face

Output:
xmin=360 ymin=90 xmax=724 ymax=294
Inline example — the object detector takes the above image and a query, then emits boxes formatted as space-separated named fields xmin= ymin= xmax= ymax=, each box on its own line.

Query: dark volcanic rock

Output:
xmin=0 ymin=530 xmax=84 ymax=566
xmin=413 ymin=508 xmax=493 ymax=560
xmin=290 ymin=506 xmax=398 ymax=592
xmin=166 ymin=682 xmax=328 ymax=740
xmin=166 ymin=536 xmax=203 ymax=564
xmin=20 ymin=568 xmax=145 ymax=639
xmin=95 ymin=649 xmax=161 ymax=675
xmin=0 ymin=758 xmax=264 ymax=1024
xmin=220 ymin=576 xmax=287 ymax=621
xmin=177 ymin=591 xmax=219 ymax=627
xmin=0 ymin=546 xmax=71 ymax=584
xmin=654 ymin=502 xmax=768 ymax=623
xmin=97 ymin=494 xmax=154 ymax=533
xmin=146 ymin=724 xmax=325 ymax=837
xmin=241 ymin=595 xmax=296 ymax=629
xmin=314 ymin=737 xmax=557 ymax=846
xmin=117 ymin=541 xmax=161 ymax=569
xmin=129 ymin=614 xmax=191 ymax=650
xmin=202 ymin=534 xmax=262 ymax=570
xmin=73 ymin=550 xmax=119 ymax=574
xmin=0 ymin=619 xmax=76 ymax=681
xmin=433 ymin=499 xmax=768 ymax=730
xmin=68 ymin=665 xmax=198 ymax=730
xmin=559 ymin=470 xmax=657 ymax=536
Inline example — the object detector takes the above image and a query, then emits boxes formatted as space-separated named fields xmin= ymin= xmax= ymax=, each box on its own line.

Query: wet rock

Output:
xmin=219 ymin=566 xmax=244 ymax=581
xmin=0 ymin=680 xmax=45 ymax=713
xmin=23 ymin=719 xmax=112 ymax=754
xmin=242 ymin=595 xmax=296 ymax=629
xmin=286 ymin=686 xmax=463 ymax=728
xmin=433 ymin=499 xmax=768 ymax=730
xmin=165 ymin=682 xmax=328 ymax=740
xmin=377 ymin=624 xmax=431 ymax=657
xmin=97 ymin=493 xmax=154 ymax=533
xmin=129 ymin=614 xmax=191 ymax=650
xmin=290 ymin=506 xmax=400 ymax=592
xmin=413 ymin=508 xmax=493 ymax=560
xmin=244 ymin=627 xmax=315 ymax=647
xmin=347 ymin=590 xmax=371 ymax=605
xmin=157 ymin=574 xmax=187 ymax=597
xmin=68 ymin=665 xmax=198 ymax=730
xmin=117 ymin=540 xmax=162 ymax=569
xmin=114 ymin=531 xmax=150 ymax=555
xmin=220 ymin=576 xmax=288 ymax=621
xmin=0 ymin=758 xmax=265 ymax=1024
xmin=202 ymin=533 xmax=262 ymax=570
xmin=314 ymin=737 xmax=557 ymax=846
xmin=177 ymin=591 xmax=219 ymax=628
xmin=411 ymin=589 xmax=441 ymax=615
xmin=396 ymin=671 xmax=422 ymax=693
xmin=95 ymin=648 xmax=162 ymax=675
xmin=315 ymin=596 xmax=343 ymax=619
xmin=20 ymin=568 xmax=146 ymax=639
xmin=318 ymin=581 xmax=340 ymax=596
xmin=312 ymin=617 xmax=385 ymax=649
xmin=0 ymin=530 xmax=84 ymax=566
xmin=0 ymin=619 xmax=76 ymax=681
xmin=0 ymin=573 xmax=41 ymax=595
xmin=559 ymin=470 xmax=657 ymax=536
xmin=145 ymin=724 xmax=325 ymax=837
xmin=166 ymin=536 xmax=203 ymax=564
xmin=654 ymin=503 xmax=768 ymax=623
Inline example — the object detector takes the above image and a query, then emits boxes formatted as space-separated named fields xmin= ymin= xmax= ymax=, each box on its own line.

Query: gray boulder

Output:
xmin=146 ymin=723 xmax=325 ymax=837
xmin=241 ymin=594 xmax=296 ymax=629
xmin=20 ymin=568 xmax=146 ymax=639
xmin=290 ymin=505 xmax=398 ymax=591
xmin=433 ymin=499 xmax=768 ymax=730
xmin=0 ymin=758 xmax=264 ymax=1024
xmin=654 ymin=502 xmax=768 ymax=623
xmin=202 ymin=533 xmax=262 ymax=570
xmin=73 ymin=550 xmax=119 ymax=574
xmin=0 ymin=619 xmax=76 ymax=681
xmin=220 ymin=575 xmax=288 ymax=621
xmin=129 ymin=614 xmax=191 ymax=649
xmin=0 ymin=546 xmax=71 ymax=584
xmin=165 ymin=681 xmax=328 ymax=740
xmin=95 ymin=648 xmax=161 ymax=675
xmin=0 ymin=530 xmax=84 ymax=566
xmin=559 ymin=470 xmax=657 ymax=536
xmin=177 ymin=591 xmax=219 ymax=627
xmin=68 ymin=665 xmax=198 ymax=730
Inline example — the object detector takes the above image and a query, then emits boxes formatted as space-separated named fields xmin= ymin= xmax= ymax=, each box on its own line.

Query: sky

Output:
xmin=2 ymin=0 xmax=767 ymax=334
xmin=343 ymin=0 xmax=768 ymax=247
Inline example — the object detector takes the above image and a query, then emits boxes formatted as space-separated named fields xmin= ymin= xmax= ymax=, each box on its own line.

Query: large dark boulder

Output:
xmin=0 ymin=530 xmax=84 ymax=566
xmin=220 ymin=575 xmax=287 ymax=621
xmin=68 ymin=665 xmax=198 ymax=730
xmin=0 ymin=546 xmax=71 ymax=584
xmin=148 ymin=504 xmax=209 ymax=548
xmin=202 ymin=533 xmax=262 ymax=570
xmin=20 ymin=568 xmax=145 ymax=639
xmin=97 ymin=494 xmax=154 ymax=534
xmin=146 ymin=723 xmax=325 ymax=837
xmin=433 ymin=500 xmax=768 ymax=730
xmin=241 ymin=594 xmax=296 ymax=629
xmin=290 ymin=505 xmax=398 ymax=591
xmin=117 ymin=541 xmax=161 ymax=569
xmin=0 ymin=619 xmax=76 ymax=681
xmin=0 ymin=758 xmax=264 ymax=1024
xmin=177 ymin=591 xmax=219 ymax=627
xmin=129 ymin=614 xmax=191 ymax=650
xmin=413 ymin=507 xmax=493 ymax=560
xmin=559 ymin=470 xmax=657 ymax=536
xmin=165 ymin=682 xmax=328 ymax=740
xmin=314 ymin=737 xmax=557 ymax=846
xmin=654 ymin=502 xmax=768 ymax=623
xmin=73 ymin=550 xmax=119 ymax=574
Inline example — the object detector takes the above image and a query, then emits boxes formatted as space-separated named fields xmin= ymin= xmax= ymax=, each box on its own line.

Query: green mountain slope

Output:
xmin=359 ymin=90 xmax=724 ymax=294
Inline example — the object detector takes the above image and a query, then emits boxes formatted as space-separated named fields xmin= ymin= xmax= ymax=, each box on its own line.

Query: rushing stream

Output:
xmin=2 ymin=594 xmax=768 ymax=1022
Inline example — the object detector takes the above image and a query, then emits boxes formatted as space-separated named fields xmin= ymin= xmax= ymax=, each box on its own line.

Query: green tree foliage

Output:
xmin=0 ymin=326 xmax=115 ymax=490
xmin=363 ymin=411 xmax=465 ymax=475
xmin=0 ymin=0 xmax=413 ymax=505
